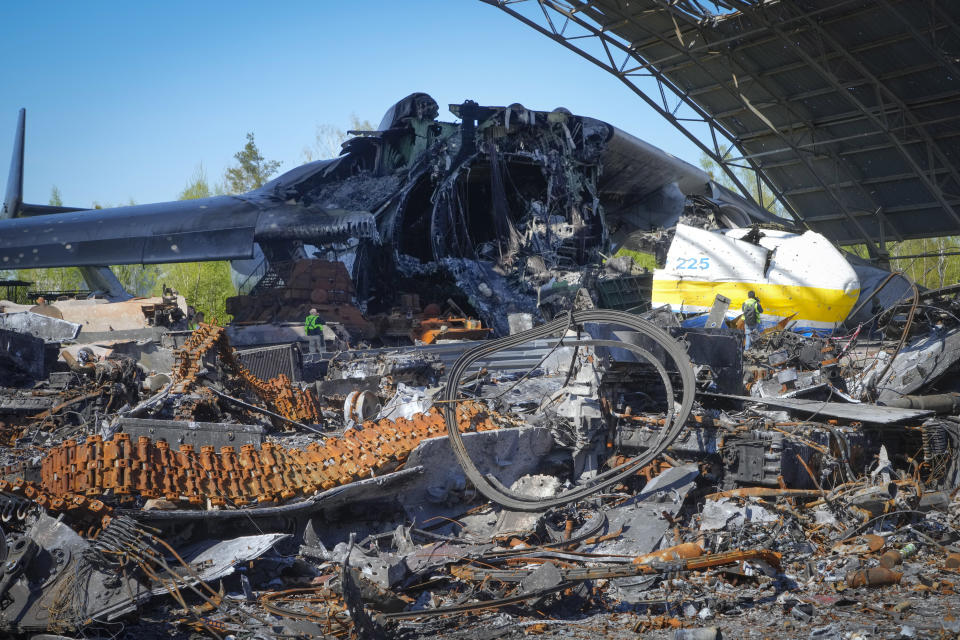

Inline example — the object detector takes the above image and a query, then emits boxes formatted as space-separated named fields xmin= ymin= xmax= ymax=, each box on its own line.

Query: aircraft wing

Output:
xmin=0 ymin=196 xmax=261 ymax=268
xmin=0 ymin=193 xmax=380 ymax=269
xmin=598 ymin=126 xmax=795 ymax=230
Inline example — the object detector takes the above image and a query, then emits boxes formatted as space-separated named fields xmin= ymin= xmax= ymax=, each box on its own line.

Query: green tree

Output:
xmin=113 ymin=264 xmax=159 ymax=297
xmin=223 ymin=133 xmax=282 ymax=194
xmin=302 ymin=114 xmax=375 ymax=162
xmin=178 ymin=167 xmax=213 ymax=201
xmin=178 ymin=164 xmax=215 ymax=200
xmin=846 ymin=236 xmax=960 ymax=290
xmin=91 ymin=196 xmax=136 ymax=209
xmin=148 ymin=167 xmax=237 ymax=322
xmin=155 ymin=261 xmax=235 ymax=324
xmin=14 ymin=187 xmax=84 ymax=296
xmin=14 ymin=267 xmax=85 ymax=296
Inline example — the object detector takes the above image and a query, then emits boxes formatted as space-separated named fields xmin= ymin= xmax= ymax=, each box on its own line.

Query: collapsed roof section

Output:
xmin=482 ymin=0 xmax=960 ymax=255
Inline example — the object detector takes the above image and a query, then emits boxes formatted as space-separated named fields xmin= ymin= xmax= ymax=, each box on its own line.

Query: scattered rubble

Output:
xmin=4 ymin=96 xmax=960 ymax=640
xmin=0 ymin=284 xmax=958 ymax=640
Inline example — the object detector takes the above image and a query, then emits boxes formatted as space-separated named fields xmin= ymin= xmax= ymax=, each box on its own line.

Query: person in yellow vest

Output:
xmin=305 ymin=308 xmax=325 ymax=353
xmin=742 ymin=290 xmax=763 ymax=350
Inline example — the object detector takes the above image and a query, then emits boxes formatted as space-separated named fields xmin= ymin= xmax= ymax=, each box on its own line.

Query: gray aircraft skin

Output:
xmin=0 ymin=109 xmax=377 ymax=271
xmin=0 ymin=94 xmax=785 ymax=306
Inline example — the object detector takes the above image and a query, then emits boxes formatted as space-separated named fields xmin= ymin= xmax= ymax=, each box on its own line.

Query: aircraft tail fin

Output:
xmin=2 ymin=110 xmax=88 ymax=219
xmin=2 ymin=108 xmax=25 ymax=220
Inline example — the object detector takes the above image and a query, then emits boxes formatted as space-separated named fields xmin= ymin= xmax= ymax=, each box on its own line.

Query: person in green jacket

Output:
xmin=742 ymin=291 xmax=763 ymax=350
xmin=305 ymin=308 xmax=325 ymax=353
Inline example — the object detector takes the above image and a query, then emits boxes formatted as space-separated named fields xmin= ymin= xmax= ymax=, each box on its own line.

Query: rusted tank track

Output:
xmin=13 ymin=401 xmax=501 ymax=512
xmin=0 ymin=479 xmax=111 ymax=536
xmin=172 ymin=323 xmax=321 ymax=425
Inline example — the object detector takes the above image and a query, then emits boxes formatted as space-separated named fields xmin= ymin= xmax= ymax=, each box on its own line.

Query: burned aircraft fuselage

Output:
xmin=343 ymin=98 xmax=613 ymax=332
xmin=264 ymin=95 xmax=782 ymax=334
xmin=1 ymin=94 xmax=782 ymax=336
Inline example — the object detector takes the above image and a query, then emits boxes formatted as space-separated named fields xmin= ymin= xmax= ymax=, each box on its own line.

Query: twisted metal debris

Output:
xmin=14 ymin=400 xmax=504 ymax=511
xmin=172 ymin=322 xmax=321 ymax=424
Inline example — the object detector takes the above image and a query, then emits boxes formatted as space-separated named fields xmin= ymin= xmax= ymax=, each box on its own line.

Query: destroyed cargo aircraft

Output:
xmin=0 ymin=92 xmax=836 ymax=338
xmin=3 ymin=93 xmax=960 ymax=638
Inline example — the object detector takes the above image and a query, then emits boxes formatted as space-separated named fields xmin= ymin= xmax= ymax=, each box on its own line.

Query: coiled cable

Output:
xmin=443 ymin=310 xmax=695 ymax=511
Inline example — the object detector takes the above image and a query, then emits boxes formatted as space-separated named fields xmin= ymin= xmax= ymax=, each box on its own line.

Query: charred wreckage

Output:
xmin=0 ymin=95 xmax=958 ymax=639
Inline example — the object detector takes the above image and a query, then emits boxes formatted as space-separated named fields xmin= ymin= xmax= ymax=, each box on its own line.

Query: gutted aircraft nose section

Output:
xmin=653 ymin=224 xmax=861 ymax=333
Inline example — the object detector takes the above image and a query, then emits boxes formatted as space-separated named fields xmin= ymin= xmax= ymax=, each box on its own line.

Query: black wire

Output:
xmin=442 ymin=310 xmax=695 ymax=511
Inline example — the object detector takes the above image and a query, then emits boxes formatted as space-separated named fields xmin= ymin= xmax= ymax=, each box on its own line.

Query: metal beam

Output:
xmin=758 ymin=3 xmax=960 ymax=232
xmin=563 ymin=0 xmax=885 ymax=249
xmin=781 ymin=168 xmax=955 ymax=197
xmin=481 ymin=0 xmax=770 ymax=212
xmin=620 ymin=0 xmax=864 ymax=66
xmin=735 ymin=91 xmax=960 ymax=145
xmin=669 ymin=22 xmax=942 ymax=82
xmin=757 ymin=124 xmax=960 ymax=170
xmin=697 ymin=61 xmax=948 ymax=121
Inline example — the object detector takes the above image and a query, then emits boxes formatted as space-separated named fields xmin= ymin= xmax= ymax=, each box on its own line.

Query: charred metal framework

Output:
xmin=482 ymin=0 xmax=960 ymax=256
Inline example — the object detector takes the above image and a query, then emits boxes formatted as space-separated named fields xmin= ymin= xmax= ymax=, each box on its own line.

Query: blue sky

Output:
xmin=0 ymin=0 xmax=703 ymax=208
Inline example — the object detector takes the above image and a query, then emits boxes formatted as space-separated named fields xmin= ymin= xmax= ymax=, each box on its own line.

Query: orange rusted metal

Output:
xmin=704 ymin=487 xmax=824 ymax=500
xmin=411 ymin=316 xmax=491 ymax=344
xmin=846 ymin=566 xmax=902 ymax=587
xmin=28 ymin=400 xmax=504 ymax=508
xmin=633 ymin=542 xmax=704 ymax=567
xmin=667 ymin=548 xmax=783 ymax=573
xmin=172 ymin=323 xmax=321 ymax=425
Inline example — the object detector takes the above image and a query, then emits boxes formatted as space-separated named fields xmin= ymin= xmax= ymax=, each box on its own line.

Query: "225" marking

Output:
xmin=675 ymin=256 xmax=710 ymax=270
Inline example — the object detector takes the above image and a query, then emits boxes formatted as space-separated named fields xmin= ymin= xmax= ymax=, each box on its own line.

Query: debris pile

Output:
xmin=170 ymin=322 xmax=321 ymax=424
xmin=0 ymin=292 xmax=956 ymax=640
xmin=3 ymin=95 xmax=960 ymax=639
